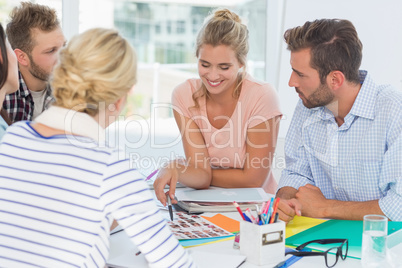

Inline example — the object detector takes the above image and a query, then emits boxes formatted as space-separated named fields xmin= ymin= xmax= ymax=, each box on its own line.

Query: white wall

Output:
xmin=276 ymin=0 xmax=402 ymax=138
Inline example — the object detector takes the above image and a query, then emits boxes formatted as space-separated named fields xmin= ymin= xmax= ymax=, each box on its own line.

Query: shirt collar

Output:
xmin=314 ymin=70 xmax=377 ymax=122
xmin=348 ymin=70 xmax=377 ymax=120
xmin=19 ymin=71 xmax=30 ymax=98
xmin=19 ymin=71 xmax=53 ymax=98
xmin=34 ymin=106 xmax=105 ymax=142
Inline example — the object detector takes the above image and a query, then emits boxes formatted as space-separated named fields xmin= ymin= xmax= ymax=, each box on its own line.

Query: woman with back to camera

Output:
xmin=154 ymin=9 xmax=282 ymax=206
xmin=0 ymin=28 xmax=194 ymax=267
xmin=0 ymin=23 xmax=19 ymax=139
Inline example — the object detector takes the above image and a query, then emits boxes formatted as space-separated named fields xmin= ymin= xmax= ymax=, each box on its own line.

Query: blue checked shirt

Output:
xmin=279 ymin=71 xmax=402 ymax=221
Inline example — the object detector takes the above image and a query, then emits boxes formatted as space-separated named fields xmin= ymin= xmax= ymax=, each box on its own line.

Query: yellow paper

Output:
xmin=285 ymin=216 xmax=326 ymax=238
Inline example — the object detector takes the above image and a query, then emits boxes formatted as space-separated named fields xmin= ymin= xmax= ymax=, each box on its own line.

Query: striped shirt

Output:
xmin=279 ymin=71 xmax=402 ymax=221
xmin=0 ymin=122 xmax=194 ymax=267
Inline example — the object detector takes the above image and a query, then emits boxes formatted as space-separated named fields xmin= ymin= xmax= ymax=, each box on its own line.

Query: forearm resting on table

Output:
xmin=276 ymin=187 xmax=385 ymax=220
xmin=176 ymin=163 xmax=211 ymax=189
xmin=320 ymin=199 xmax=384 ymax=221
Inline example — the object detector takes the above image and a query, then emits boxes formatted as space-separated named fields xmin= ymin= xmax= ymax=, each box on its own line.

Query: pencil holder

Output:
xmin=240 ymin=220 xmax=285 ymax=266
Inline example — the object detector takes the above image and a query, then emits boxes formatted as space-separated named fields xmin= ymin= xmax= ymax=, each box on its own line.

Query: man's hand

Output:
xmin=276 ymin=186 xmax=301 ymax=223
xmin=295 ymin=184 xmax=328 ymax=218
xmin=277 ymin=198 xmax=302 ymax=223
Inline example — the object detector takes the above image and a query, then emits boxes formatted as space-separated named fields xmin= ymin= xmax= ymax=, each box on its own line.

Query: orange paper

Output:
xmin=202 ymin=214 xmax=240 ymax=233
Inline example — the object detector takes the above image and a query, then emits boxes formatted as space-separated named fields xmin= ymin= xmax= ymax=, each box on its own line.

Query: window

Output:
xmin=166 ymin=20 xmax=172 ymax=34
xmin=155 ymin=22 xmax=161 ymax=34
xmin=176 ymin=20 xmax=185 ymax=34
xmin=79 ymin=1 xmax=268 ymax=120
xmin=192 ymin=17 xmax=200 ymax=34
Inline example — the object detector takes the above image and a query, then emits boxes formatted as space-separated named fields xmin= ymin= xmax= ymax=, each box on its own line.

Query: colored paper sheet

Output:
xmin=285 ymin=216 xmax=327 ymax=238
xmin=286 ymin=220 xmax=402 ymax=259
xmin=179 ymin=236 xmax=234 ymax=248
xmin=202 ymin=214 xmax=240 ymax=233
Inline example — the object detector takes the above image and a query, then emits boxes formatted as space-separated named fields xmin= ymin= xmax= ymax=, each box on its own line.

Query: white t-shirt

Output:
xmin=30 ymin=88 xmax=47 ymax=119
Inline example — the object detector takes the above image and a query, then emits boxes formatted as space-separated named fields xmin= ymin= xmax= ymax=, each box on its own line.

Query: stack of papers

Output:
xmin=175 ymin=187 xmax=272 ymax=213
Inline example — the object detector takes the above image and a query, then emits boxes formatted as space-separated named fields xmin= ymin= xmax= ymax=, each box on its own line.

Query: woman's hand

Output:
xmin=153 ymin=164 xmax=179 ymax=206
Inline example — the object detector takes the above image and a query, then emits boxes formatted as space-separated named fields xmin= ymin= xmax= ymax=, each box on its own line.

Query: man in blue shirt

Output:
xmin=277 ymin=19 xmax=402 ymax=222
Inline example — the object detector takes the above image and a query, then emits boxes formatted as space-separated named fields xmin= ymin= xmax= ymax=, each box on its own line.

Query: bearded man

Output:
xmin=277 ymin=19 xmax=402 ymax=222
xmin=3 ymin=2 xmax=65 ymax=122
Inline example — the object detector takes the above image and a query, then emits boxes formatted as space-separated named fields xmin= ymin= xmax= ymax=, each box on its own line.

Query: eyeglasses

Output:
xmin=285 ymin=239 xmax=348 ymax=268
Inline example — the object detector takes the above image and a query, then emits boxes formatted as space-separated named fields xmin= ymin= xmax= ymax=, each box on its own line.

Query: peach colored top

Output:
xmin=172 ymin=74 xmax=282 ymax=193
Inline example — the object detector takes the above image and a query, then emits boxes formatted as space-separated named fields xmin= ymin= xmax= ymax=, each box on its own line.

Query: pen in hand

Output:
xmin=167 ymin=195 xmax=174 ymax=221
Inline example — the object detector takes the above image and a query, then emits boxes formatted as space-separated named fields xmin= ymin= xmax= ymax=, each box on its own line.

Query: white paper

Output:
xmin=176 ymin=187 xmax=270 ymax=202
xmin=190 ymin=250 xmax=246 ymax=268
xmin=108 ymin=249 xmax=246 ymax=268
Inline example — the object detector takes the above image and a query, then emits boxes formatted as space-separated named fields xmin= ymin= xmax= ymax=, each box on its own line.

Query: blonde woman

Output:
xmin=0 ymin=28 xmax=194 ymax=267
xmin=154 ymin=9 xmax=282 ymax=206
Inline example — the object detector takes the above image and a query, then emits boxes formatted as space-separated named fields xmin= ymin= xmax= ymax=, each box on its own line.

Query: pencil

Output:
xmin=145 ymin=169 xmax=159 ymax=181
xmin=233 ymin=201 xmax=246 ymax=220
xmin=110 ymin=229 xmax=124 ymax=235
xmin=246 ymin=208 xmax=257 ymax=224
xmin=273 ymin=212 xmax=279 ymax=223
xmin=269 ymin=198 xmax=280 ymax=224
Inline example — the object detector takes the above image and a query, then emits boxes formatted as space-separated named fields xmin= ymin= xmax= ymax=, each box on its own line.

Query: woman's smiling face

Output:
xmin=197 ymin=44 xmax=243 ymax=97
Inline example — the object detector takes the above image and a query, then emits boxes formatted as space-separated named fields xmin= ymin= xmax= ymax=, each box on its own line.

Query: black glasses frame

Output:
xmin=285 ymin=239 xmax=348 ymax=268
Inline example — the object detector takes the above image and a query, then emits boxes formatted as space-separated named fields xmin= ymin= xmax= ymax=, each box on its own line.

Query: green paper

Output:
xmin=286 ymin=220 xmax=402 ymax=259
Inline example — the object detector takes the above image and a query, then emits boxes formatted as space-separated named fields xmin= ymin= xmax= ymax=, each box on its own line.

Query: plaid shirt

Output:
xmin=2 ymin=71 xmax=54 ymax=123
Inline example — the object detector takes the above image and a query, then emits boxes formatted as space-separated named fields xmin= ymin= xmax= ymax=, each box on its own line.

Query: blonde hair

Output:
xmin=193 ymin=8 xmax=249 ymax=107
xmin=52 ymin=28 xmax=137 ymax=116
